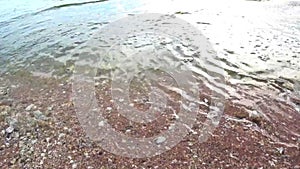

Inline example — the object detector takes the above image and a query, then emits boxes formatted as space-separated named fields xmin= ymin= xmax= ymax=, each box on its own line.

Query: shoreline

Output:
xmin=0 ymin=71 xmax=299 ymax=168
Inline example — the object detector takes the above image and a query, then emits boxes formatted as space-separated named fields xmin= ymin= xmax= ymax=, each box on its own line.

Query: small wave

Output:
xmin=38 ymin=0 xmax=108 ymax=13
xmin=0 ymin=0 xmax=108 ymax=25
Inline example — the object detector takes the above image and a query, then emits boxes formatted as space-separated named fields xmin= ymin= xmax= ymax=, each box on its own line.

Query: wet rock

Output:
xmin=72 ymin=163 xmax=78 ymax=169
xmin=10 ymin=158 xmax=17 ymax=165
xmin=47 ymin=106 xmax=53 ymax=111
xmin=276 ymin=147 xmax=285 ymax=155
xmin=0 ymin=99 xmax=13 ymax=106
xmin=5 ymin=126 xmax=14 ymax=134
xmin=291 ymin=96 xmax=300 ymax=105
xmin=32 ymin=110 xmax=47 ymax=120
xmin=155 ymin=136 xmax=166 ymax=144
xmin=233 ymin=110 xmax=248 ymax=119
xmin=0 ymin=87 xmax=8 ymax=95
xmin=7 ymin=117 xmax=18 ymax=129
xmin=58 ymin=133 xmax=66 ymax=139
xmin=25 ymin=104 xmax=35 ymax=111
xmin=248 ymin=110 xmax=264 ymax=125
xmin=98 ymin=121 xmax=105 ymax=127
xmin=1 ymin=129 xmax=5 ymax=136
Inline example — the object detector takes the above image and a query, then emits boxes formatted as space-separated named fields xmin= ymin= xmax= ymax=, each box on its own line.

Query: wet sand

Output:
xmin=0 ymin=72 xmax=299 ymax=169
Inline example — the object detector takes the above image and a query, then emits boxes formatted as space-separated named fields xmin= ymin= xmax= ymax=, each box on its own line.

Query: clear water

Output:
xmin=0 ymin=0 xmax=299 ymax=163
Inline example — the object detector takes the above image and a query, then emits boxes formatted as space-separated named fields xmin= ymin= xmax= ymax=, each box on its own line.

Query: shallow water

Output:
xmin=1 ymin=0 xmax=299 ymax=81
xmin=1 ymin=0 xmax=299 ymax=106
xmin=0 ymin=0 xmax=299 ymax=167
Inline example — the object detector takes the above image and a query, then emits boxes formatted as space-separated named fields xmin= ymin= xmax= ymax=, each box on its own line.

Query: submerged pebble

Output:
xmin=33 ymin=110 xmax=47 ymax=120
xmin=25 ymin=104 xmax=35 ymax=111
xmin=155 ymin=136 xmax=166 ymax=144
xmin=0 ymin=87 xmax=8 ymax=95
xmin=5 ymin=126 xmax=14 ymax=134
xmin=277 ymin=147 xmax=285 ymax=155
